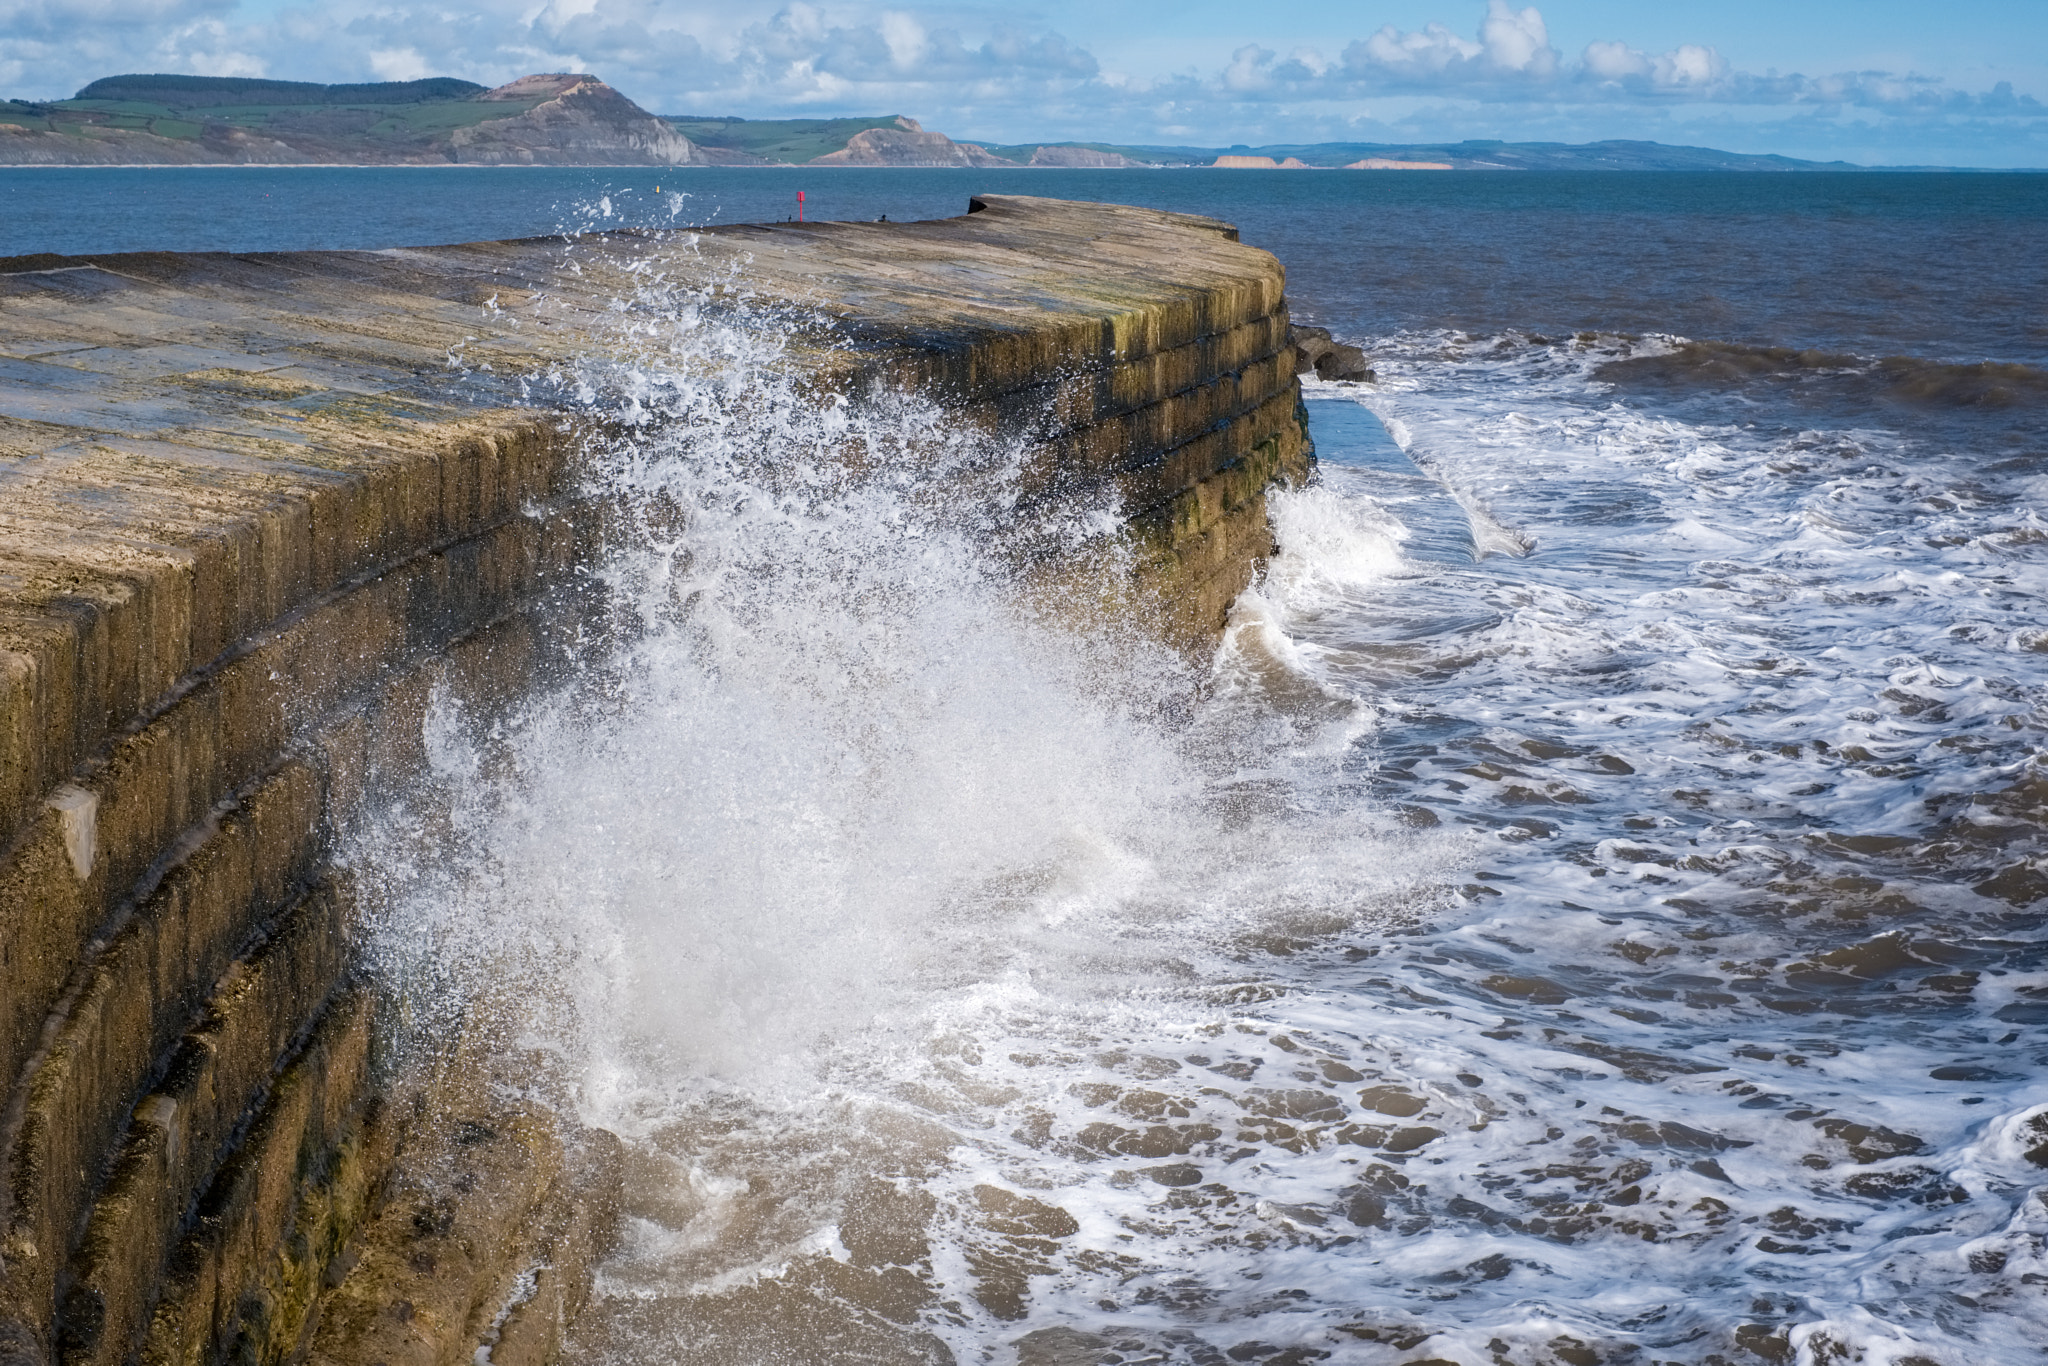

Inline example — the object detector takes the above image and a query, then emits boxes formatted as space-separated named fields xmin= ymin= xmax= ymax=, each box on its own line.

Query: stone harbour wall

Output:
xmin=0 ymin=196 xmax=1311 ymax=1366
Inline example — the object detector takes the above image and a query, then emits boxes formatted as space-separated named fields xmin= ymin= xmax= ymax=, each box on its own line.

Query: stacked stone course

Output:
xmin=0 ymin=196 xmax=1311 ymax=1366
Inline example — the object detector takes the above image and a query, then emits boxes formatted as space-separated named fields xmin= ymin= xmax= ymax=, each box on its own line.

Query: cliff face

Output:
xmin=1028 ymin=145 xmax=1145 ymax=168
xmin=809 ymin=116 xmax=1017 ymax=167
xmin=1345 ymin=156 xmax=1454 ymax=170
xmin=448 ymin=75 xmax=703 ymax=165
xmin=0 ymin=120 xmax=314 ymax=165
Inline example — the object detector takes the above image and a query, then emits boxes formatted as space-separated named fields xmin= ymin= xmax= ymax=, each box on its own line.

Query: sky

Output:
xmin=2 ymin=0 xmax=2044 ymax=166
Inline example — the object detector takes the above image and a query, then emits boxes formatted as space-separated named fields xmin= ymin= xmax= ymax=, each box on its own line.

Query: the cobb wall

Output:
xmin=0 ymin=195 xmax=1311 ymax=1366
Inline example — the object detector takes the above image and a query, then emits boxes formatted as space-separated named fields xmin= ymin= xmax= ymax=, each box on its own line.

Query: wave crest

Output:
xmin=1598 ymin=337 xmax=2048 ymax=407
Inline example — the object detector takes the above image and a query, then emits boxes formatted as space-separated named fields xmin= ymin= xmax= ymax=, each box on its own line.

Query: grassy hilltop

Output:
xmin=0 ymin=72 xmax=698 ymax=164
xmin=0 ymin=76 xmax=543 ymax=159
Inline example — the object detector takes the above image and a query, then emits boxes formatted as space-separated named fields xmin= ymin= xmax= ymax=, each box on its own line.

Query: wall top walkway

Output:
xmin=0 ymin=194 xmax=1290 ymax=860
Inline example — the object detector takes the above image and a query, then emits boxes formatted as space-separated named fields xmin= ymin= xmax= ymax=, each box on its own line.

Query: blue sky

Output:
xmin=2 ymin=0 xmax=2043 ymax=165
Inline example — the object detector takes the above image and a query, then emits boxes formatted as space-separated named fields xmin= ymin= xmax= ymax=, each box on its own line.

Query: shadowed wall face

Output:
xmin=0 ymin=196 xmax=1308 ymax=1366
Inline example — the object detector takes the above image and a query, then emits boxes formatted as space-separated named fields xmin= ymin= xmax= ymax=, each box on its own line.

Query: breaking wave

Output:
xmin=1597 ymin=336 xmax=2048 ymax=409
xmin=349 ymin=259 xmax=2048 ymax=1364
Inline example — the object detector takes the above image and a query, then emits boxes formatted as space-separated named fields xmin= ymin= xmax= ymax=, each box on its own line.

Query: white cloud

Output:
xmin=1580 ymin=39 xmax=1727 ymax=93
xmin=1581 ymin=39 xmax=1646 ymax=83
xmin=1345 ymin=0 xmax=1556 ymax=86
xmin=368 ymin=46 xmax=433 ymax=81
xmin=877 ymin=11 xmax=926 ymax=71
xmin=1289 ymin=47 xmax=1330 ymax=80
xmin=1222 ymin=44 xmax=1273 ymax=93
xmin=1357 ymin=23 xmax=1480 ymax=76
xmin=1659 ymin=45 xmax=1722 ymax=89
xmin=531 ymin=0 xmax=598 ymax=29
xmin=160 ymin=25 xmax=265 ymax=77
xmin=0 ymin=0 xmax=228 ymax=29
xmin=1478 ymin=0 xmax=1554 ymax=78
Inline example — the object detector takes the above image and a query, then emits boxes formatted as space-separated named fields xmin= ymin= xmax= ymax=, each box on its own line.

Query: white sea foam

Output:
xmin=349 ymin=299 xmax=2048 ymax=1364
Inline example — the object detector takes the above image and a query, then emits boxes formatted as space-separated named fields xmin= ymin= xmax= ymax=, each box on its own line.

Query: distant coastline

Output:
xmin=2 ymin=71 xmax=2033 ymax=171
xmin=4 ymin=159 xmax=2035 ymax=173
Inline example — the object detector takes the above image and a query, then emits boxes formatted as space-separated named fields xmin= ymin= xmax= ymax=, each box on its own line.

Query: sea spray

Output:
xmin=342 ymin=262 xmax=1448 ymax=1362
xmin=346 ymin=264 xmax=2048 ymax=1364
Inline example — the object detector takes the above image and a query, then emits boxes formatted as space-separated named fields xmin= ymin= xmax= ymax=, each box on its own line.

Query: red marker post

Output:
xmin=797 ymin=190 xmax=805 ymax=222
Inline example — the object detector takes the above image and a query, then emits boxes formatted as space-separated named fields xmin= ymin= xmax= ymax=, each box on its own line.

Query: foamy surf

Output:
xmin=347 ymin=272 xmax=2048 ymax=1365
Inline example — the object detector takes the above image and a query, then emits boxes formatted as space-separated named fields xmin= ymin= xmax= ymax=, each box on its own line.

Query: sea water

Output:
xmin=11 ymin=169 xmax=2045 ymax=1363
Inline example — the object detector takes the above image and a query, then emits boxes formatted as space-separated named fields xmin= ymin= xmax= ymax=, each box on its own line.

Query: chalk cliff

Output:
xmin=1345 ymin=156 xmax=1454 ymax=170
xmin=1028 ymin=145 xmax=1147 ymax=168
xmin=1211 ymin=154 xmax=1314 ymax=168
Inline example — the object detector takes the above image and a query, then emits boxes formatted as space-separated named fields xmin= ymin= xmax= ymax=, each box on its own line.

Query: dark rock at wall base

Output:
xmin=1289 ymin=324 xmax=1375 ymax=382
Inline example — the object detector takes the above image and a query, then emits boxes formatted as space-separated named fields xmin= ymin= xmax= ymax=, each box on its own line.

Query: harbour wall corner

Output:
xmin=0 ymin=195 xmax=1311 ymax=1366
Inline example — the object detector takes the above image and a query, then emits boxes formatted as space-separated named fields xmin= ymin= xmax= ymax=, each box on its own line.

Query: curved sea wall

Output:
xmin=0 ymin=196 xmax=1310 ymax=1366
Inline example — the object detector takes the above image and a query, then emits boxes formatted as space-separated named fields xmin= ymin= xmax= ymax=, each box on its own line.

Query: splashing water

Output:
xmin=349 ymin=264 xmax=2048 ymax=1365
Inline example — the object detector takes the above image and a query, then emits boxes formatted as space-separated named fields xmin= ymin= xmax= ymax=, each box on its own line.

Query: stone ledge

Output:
xmin=0 ymin=419 xmax=572 ymax=866
xmin=4 ymin=585 xmax=580 ymax=1366
xmin=138 ymin=987 xmax=378 ymax=1366
xmin=60 ymin=878 xmax=351 ymax=1366
xmin=0 ymin=502 xmax=574 ymax=1142
xmin=2 ymin=760 xmax=325 ymax=1325
xmin=0 ymin=195 xmax=1312 ymax=1366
